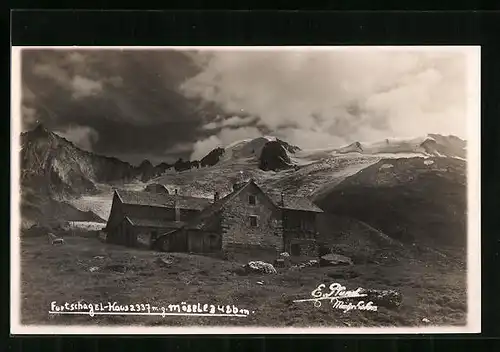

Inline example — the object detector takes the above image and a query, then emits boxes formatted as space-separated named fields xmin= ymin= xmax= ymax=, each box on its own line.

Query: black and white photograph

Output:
xmin=10 ymin=46 xmax=481 ymax=334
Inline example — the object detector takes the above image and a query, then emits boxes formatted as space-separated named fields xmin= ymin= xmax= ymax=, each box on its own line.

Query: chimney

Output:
xmin=174 ymin=189 xmax=180 ymax=222
xmin=280 ymin=192 xmax=285 ymax=207
xmin=233 ymin=182 xmax=243 ymax=192
xmin=214 ymin=191 xmax=220 ymax=202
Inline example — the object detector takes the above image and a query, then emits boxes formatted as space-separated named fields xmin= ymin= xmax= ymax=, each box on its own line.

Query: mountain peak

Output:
xmin=138 ymin=159 xmax=153 ymax=168
xmin=32 ymin=123 xmax=50 ymax=136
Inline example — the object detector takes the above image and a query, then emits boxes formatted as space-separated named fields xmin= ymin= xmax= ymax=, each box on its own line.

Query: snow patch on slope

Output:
xmin=67 ymin=194 xmax=113 ymax=221
xmin=221 ymin=136 xmax=277 ymax=162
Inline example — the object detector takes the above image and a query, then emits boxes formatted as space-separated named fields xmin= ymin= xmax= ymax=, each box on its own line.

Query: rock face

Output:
xmin=276 ymin=138 xmax=301 ymax=154
xmin=421 ymin=134 xmax=466 ymax=158
xmin=173 ymin=158 xmax=191 ymax=172
xmin=244 ymin=261 xmax=277 ymax=274
xmin=337 ymin=141 xmax=363 ymax=154
xmin=259 ymin=141 xmax=294 ymax=171
xmin=319 ymin=253 xmax=354 ymax=266
xmin=20 ymin=124 xmax=170 ymax=197
xmin=201 ymin=147 xmax=226 ymax=167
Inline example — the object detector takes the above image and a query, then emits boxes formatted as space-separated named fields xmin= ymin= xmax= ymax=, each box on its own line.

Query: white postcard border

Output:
xmin=10 ymin=45 xmax=481 ymax=335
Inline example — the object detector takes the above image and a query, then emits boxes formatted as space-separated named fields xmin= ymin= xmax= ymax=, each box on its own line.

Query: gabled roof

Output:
xmin=183 ymin=179 xmax=257 ymax=230
xmin=267 ymin=192 xmax=324 ymax=213
xmin=159 ymin=179 xmax=323 ymax=237
xmin=115 ymin=189 xmax=212 ymax=211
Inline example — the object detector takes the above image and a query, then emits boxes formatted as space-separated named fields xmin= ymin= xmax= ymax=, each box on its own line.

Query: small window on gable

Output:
xmin=249 ymin=215 xmax=258 ymax=227
xmin=248 ymin=195 xmax=256 ymax=205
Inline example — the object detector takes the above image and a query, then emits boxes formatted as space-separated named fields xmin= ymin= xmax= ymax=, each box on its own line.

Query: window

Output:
xmin=249 ymin=215 xmax=258 ymax=227
xmin=248 ymin=195 xmax=256 ymax=205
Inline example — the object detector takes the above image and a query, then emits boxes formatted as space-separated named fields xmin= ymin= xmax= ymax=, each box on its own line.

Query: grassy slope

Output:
xmin=20 ymin=235 xmax=466 ymax=327
xmin=315 ymin=157 xmax=467 ymax=253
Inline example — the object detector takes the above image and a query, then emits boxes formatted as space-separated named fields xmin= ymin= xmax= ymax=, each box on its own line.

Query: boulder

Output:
xmin=156 ymin=257 xmax=173 ymax=267
xmin=320 ymin=253 xmax=353 ymax=266
xmin=308 ymin=259 xmax=320 ymax=267
xmin=244 ymin=261 xmax=277 ymax=274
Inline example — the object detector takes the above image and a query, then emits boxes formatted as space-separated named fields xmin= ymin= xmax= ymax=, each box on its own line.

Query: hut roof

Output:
xmin=115 ymin=189 xmax=211 ymax=211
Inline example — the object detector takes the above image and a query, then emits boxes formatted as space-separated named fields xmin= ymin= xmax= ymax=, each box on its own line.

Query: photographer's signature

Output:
xmin=293 ymin=282 xmax=378 ymax=312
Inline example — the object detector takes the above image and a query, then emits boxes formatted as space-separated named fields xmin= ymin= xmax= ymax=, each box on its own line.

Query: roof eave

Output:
xmin=281 ymin=206 xmax=324 ymax=213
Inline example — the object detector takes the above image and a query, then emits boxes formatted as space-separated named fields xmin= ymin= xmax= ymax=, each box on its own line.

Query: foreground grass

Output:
xmin=19 ymin=235 xmax=467 ymax=328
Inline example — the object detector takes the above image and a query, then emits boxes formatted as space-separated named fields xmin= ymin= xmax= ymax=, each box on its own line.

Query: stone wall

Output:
xmin=220 ymin=183 xmax=283 ymax=251
xmin=284 ymin=236 xmax=318 ymax=257
xmin=223 ymin=243 xmax=280 ymax=263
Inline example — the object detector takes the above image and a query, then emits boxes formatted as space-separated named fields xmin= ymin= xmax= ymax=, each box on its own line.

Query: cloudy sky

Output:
xmin=20 ymin=48 xmax=468 ymax=165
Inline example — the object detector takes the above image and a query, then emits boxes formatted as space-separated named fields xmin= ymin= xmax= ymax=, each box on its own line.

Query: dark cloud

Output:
xmin=21 ymin=49 xmax=212 ymax=163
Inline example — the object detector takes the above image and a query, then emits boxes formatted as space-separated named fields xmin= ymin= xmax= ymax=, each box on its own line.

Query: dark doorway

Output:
xmin=170 ymin=233 xmax=188 ymax=252
xmin=150 ymin=231 xmax=158 ymax=249
xmin=291 ymin=243 xmax=301 ymax=256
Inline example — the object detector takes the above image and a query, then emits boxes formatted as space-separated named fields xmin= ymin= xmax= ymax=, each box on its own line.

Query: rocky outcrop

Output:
xmin=276 ymin=138 xmax=301 ymax=154
xmin=259 ymin=141 xmax=294 ymax=171
xmin=156 ymin=162 xmax=172 ymax=173
xmin=420 ymin=135 xmax=466 ymax=158
xmin=201 ymin=147 xmax=226 ymax=167
xmin=337 ymin=141 xmax=363 ymax=154
xmin=319 ymin=253 xmax=354 ymax=266
xmin=174 ymin=158 xmax=193 ymax=172
xmin=20 ymin=124 xmax=171 ymax=197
